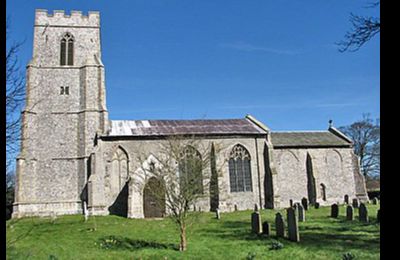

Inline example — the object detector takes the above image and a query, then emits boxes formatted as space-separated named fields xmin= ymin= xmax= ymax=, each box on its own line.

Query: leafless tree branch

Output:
xmin=6 ymin=17 xmax=25 ymax=171
xmin=337 ymin=2 xmax=380 ymax=52
xmin=134 ymin=136 xmax=226 ymax=251
xmin=339 ymin=114 xmax=380 ymax=177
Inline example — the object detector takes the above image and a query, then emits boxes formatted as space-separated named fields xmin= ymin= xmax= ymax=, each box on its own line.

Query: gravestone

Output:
xmin=331 ymin=204 xmax=339 ymax=218
xmin=251 ymin=204 xmax=262 ymax=234
xmin=298 ymin=204 xmax=305 ymax=222
xmin=377 ymin=209 xmax=380 ymax=223
xmin=234 ymin=204 xmax=238 ymax=211
xmin=287 ymin=207 xmax=300 ymax=242
xmin=216 ymin=208 xmax=220 ymax=220
xmin=372 ymin=198 xmax=379 ymax=205
xmin=275 ymin=213 xmax=285 ymax=238
xmin=262 ymin=221 xmax=270 ymax=235
xmin=346 ymin=205 xmax=354 ymax=221
xmin=293 ymin=204 xmax=299 ymax=220
xmin=289 ymin=199 xmax=293 ymax=208
xmin=314 ymin=202 xmax=320 ymax=209
xmin=344 ymin=194 xmax=349 ymax=204
xmin=359 ymin=203 xmax=369 ymax=222
xmin=352 ymin=198 xmax=359 ymax=208
xmin=301 ymin=197 xmax=308 ymax=211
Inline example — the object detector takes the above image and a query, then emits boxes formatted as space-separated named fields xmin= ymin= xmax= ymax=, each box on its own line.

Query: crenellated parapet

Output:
xmin=35 ymin=9 xmax=100 ymax=27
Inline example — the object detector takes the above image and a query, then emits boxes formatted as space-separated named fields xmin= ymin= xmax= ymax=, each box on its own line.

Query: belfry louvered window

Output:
xmin=229 ymin=144 xmax=252 ymax=192
xmin=60 ymin=33 xmax=74 ymax=66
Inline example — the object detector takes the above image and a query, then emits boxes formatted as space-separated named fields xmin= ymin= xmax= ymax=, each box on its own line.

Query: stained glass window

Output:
xmin=229 ymin=144 xmax=252 ymax=192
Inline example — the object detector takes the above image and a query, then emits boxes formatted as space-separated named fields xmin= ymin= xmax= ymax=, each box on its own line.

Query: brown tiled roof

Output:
xmin=109 ymin=118 xmax=268 ymax=137
xmin=270 ymin=131 xmax=352 ymax=148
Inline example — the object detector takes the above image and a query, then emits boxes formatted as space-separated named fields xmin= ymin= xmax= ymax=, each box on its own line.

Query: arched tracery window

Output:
xmin=179 ymin=146 xmax=203 ymax=195
xmin=111 ymin=147 xmax=129 ymax=195
xmin=229 ymin=144 xmax=252 ymax=192
xmin=60 ymin=32 xmax=74 ymax=66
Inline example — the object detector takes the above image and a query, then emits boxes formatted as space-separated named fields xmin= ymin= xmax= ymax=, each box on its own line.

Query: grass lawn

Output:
xmin=6 ymin=204 xmax=380 ymax=259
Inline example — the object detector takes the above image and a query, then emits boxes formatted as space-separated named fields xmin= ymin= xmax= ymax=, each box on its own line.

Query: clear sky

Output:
xmin=6 ymin=0 xmax=380 ymax=131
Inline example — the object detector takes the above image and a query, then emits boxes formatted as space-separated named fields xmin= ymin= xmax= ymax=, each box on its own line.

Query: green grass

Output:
xmin=6 ymin=205 xmax=380 ymax=260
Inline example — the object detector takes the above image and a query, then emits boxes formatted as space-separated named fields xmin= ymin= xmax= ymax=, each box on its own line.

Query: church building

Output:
xmin=12 ymin=10 xmax=368 ymax=218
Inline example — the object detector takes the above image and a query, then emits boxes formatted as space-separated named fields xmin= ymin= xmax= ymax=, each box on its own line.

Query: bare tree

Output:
xmin=339 ymin=114 xmax=380 ymax=177
xmin=134 ymin=136 xmax=225 ymax=251
xmin=6 ymin=18 xmax=25 ymax=171
xmin=337 ymin=1 xmax=380 ymax=52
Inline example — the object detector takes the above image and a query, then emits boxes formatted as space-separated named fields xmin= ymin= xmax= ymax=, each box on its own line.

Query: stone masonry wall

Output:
xmin=13 ymin=10 xmax=107 ymax=218
xmin=91 ymin=136 xmax=267 ymax=218
xmin=272 ymin=147 xmax=357 ymax=208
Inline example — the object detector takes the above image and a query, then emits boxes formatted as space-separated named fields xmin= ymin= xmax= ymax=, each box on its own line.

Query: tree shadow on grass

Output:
xmin=200 ymin=220 xmax=379 ymax=254
xmin=199 ymin=220 xmax=269 ymax=241
xmin=98 ymin=235 xmax=179 ymax=251
xmin=299 ymin=231 xmax=380 ymax=255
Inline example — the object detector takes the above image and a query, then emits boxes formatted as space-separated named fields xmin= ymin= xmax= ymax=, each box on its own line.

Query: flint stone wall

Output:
xmin=95 ymin=136 xmax=266 ymax=218
xmin=272 ymin=147 xmax=357 ymax=207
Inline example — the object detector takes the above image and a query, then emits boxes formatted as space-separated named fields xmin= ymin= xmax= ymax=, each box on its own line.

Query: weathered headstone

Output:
xmin=287 ymin=207 xmax=300 ymax=242
xmin=216 ymin=208 xmax=220 ymax=219
xmin=262 ymin=221 xmax=270 ymax=235
xmin=275 ymin=213 xmax=285 ymax=238
xmin=314 ymin=202 xmax=320 ymax=209
xmin=344 ymin=194 xmax=349 ymax=204
xmin=289 ymin=199 xmax=293 ymax=208
xmin=50 ymin=211 xmax=57 ymax=224
xmin=372 ymin=198 xmax=379 ymax=205
xmin=377 ymin=209 xmax=380 ymax=223
xmin=352 ymin=198 xmax=359 ymax=208
xmin=359 ymin=203 xmax=369 ymax=222
xmin=331 ymin=204 xmax=339 ymax=218
xmin=301 ymin=197 xmax=308 ymax=211
xmin=251 ymin=204 xmax=262 ymax=234
xmin=346 ymin=205 xmax=354 ymax=221
xmin=298 ymin=204 xmax=305 ymax=222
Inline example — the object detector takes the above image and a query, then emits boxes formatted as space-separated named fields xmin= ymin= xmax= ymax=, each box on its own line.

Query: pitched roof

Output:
xmin=270 ymin=131 xmax=352 ymax=148
xmin=108 ymin=118 xmax=268 ymax=137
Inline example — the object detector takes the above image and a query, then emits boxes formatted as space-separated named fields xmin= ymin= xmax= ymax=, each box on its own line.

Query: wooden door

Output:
xmin=143 ymin=177 xmax=165 ymax=218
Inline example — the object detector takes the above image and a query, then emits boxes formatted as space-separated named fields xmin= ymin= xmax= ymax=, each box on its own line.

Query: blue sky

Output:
xmin=7 ymin=0 xmax=380 ymax=131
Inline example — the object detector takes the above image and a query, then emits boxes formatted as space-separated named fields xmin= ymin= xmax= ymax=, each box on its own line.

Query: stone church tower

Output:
xmin=13 ymin=10 xmax=109 ymax=217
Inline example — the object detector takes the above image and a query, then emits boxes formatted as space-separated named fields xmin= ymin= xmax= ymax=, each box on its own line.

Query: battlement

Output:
xmin=35 ymin=9 xmax=100 ymax=27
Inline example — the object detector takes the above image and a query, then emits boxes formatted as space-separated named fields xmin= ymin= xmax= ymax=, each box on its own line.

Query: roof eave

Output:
xmin=328 ymin=126 xmax=354 ymax=144
xmin=99 ymin=132 xmax=268 ymax=140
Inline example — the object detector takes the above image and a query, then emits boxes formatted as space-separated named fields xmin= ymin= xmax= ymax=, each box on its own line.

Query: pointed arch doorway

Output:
xmin=143 ymin=177 xmax=166 ymax=218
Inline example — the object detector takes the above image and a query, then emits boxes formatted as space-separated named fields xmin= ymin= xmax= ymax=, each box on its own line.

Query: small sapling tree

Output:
xmin=134 ymin=136 xmax=225 ymax=251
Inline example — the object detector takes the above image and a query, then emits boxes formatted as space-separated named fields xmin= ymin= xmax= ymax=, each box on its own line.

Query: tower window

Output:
xmin=60 ymin=86 xmax=70 ymax=95
xmin=60 ymin=33 xmax=74 ymax=66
